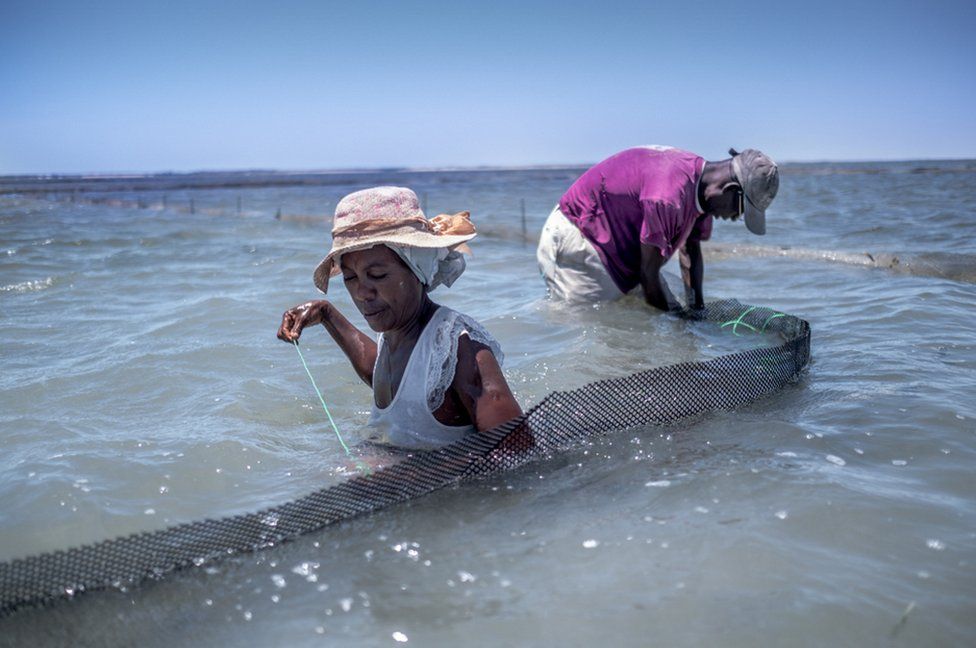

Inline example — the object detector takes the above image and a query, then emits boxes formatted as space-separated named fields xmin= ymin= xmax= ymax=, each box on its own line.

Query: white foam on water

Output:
xmin=1 ymin=277 xmax=53 ymax=292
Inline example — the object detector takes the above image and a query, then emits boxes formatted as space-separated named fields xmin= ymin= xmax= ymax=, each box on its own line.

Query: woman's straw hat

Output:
xmin=313 ymin=186 xmax=476 ymax=293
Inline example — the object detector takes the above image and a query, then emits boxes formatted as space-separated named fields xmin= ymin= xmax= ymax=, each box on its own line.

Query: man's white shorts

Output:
xmin=536 ymin=205 xmax=622 ymax=302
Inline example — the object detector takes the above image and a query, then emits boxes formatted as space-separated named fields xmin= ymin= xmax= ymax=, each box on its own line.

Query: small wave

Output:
xmin=707 ymin=244 xmax=976 ymax=284
xmin=1 ymin=277 xmax=54 ymax=293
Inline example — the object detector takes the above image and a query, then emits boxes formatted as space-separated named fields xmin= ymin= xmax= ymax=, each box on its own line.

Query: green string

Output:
xmin=720 ymin=306 xmax=759 ymax=336
xmin=760 ymin=312 xmax=786 ymax=332
xmin=292 ymin=340 xmax=371 ymax=475
xmin=719 ymin=306 xmax=786 ymax=336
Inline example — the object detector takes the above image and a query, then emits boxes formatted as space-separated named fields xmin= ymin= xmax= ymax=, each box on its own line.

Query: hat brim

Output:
xmin=743 ymin=196 xmax=766 ymax=235
xmin=313 ymin=232 xmax=476 ymax=293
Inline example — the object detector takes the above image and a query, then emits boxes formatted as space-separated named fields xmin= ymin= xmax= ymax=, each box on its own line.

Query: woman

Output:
xmin=277 ymin=186 xmax=523 ymax=450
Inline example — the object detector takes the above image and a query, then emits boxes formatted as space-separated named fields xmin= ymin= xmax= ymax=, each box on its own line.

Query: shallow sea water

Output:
xmin=1 ymin=162 xmax=975 ymax=646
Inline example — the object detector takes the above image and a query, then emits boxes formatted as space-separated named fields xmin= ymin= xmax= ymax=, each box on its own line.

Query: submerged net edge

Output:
xmin=0 ymin=299 xmax=810 ymax=617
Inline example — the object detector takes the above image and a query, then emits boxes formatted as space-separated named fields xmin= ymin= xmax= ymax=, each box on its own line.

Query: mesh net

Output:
xmin=0 ymin=300 xmax=810 ymax=616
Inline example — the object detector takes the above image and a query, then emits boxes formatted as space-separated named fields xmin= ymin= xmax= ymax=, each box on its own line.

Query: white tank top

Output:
xmin=365 ymin=306 xmax=504 ymax=450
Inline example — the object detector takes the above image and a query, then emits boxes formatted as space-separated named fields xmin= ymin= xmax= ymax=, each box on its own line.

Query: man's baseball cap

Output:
xmin=729 ymin=148 xmax=779 ymax=235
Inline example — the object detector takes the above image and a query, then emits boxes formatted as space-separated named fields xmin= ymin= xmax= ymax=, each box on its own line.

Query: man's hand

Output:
xmin=639 ymin=243 xmax=682 ymax=312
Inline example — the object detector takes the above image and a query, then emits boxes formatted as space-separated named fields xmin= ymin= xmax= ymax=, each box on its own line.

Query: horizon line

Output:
xmin=2 ymin=155 xmax=975 ymax=180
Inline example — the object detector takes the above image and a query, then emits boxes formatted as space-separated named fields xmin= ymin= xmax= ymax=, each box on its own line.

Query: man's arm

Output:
xmin=679 ymin=239 xmax=704 ymax=310
xmin=639 ymin=243 xmax=681 ymax=312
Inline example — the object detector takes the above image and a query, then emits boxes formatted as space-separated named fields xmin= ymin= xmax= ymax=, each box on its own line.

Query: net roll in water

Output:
xmin=0 ymin=300 xmax=810 ymax=616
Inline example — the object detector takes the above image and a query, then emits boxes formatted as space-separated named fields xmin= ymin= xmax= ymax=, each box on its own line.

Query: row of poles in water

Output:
xmin=55 ymin=190 xmax=532 ymax=240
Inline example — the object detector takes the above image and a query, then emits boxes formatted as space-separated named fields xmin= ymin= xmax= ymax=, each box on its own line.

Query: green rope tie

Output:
xmin=720 ymin=306 xmax=759 ymax=336
xmin=292 ymin=340 xmax=371 ymax=475
xmin=719 ymin=307 xmax=786 ymax=336
xmin=760 ymin=312 xmax=786 ymax=333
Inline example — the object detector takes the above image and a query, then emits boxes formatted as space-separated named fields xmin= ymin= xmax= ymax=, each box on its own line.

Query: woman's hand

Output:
xmin=276 ymin=299 xmax=377 ymax=386
xmin=277 ymin=300 xmax=330 ymax=343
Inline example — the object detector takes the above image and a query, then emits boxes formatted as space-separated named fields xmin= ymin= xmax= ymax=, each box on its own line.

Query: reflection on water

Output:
xmin=1 ymin=162 xmax=975 ymax=645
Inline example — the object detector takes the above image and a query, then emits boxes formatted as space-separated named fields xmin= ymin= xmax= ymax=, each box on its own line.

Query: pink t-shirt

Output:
xmin=558 ymin=146 xmax=711 ymax=293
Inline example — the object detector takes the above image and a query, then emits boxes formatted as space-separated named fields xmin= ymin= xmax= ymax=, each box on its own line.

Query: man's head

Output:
xmin=729 ymin=148 xmax=779 ymax=235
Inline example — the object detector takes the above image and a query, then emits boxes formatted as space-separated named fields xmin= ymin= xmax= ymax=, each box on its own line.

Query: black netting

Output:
xmin=0 ymin=300 xmax=810 ymax=616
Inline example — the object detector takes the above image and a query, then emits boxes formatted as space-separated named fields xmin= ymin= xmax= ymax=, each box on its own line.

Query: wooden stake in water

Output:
xmin=520 ymin=198 xmax=527 ymax=243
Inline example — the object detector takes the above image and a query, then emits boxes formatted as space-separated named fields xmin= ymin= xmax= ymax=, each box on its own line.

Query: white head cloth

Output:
xmin=386 ymin=244 xmax=466 ymax=291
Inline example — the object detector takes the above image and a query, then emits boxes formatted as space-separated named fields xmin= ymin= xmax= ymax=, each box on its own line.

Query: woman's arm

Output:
xmin=450 ymin=335 xmax=523 ymax=432
xmin=277 ymin=300 xmax=377 ymax=386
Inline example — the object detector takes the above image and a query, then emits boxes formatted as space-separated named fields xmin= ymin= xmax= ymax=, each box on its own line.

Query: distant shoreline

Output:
xmin=2 ymin=159 xmax=974 ymax=196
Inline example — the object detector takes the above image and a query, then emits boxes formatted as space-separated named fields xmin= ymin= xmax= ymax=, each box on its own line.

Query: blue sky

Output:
xmin=1 ymin=0 xmax=974 ymax=173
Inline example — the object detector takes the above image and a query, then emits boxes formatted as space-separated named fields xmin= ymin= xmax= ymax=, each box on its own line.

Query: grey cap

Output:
xmin=730 ymin=148 xmax=779 ymax=235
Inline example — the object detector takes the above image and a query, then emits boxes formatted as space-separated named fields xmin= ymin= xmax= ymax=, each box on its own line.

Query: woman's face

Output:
xmin=340 ymin=245 xmax=424 ymax=332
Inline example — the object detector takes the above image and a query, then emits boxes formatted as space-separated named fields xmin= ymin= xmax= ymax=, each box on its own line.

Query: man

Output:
xmin=537 ymin=145 xmax=779 ymax=310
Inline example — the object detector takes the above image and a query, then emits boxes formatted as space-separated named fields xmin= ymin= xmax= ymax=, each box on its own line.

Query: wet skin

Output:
xmin=278 ymin=245 xmax=523 ymax=432
xmin=640 ymin=158 xmax=745 ymax=312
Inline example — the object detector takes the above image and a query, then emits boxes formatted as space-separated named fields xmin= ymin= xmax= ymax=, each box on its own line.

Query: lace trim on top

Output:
xmin=427 ymin=310 xmax=504 ymax=413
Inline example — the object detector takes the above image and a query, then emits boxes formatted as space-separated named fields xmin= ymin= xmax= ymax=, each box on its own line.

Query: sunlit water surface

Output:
xmin=1 ymin=162 xmax=974 ymax=646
